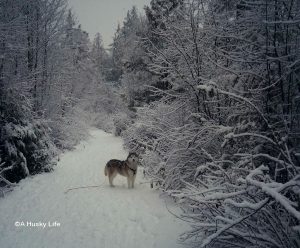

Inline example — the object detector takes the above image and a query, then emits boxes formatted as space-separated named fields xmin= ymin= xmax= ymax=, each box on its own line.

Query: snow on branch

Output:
xmin=246 ymin=165 xmax=300 ymax=221
xmin=0 ymin=161 xmax=17 ymax=187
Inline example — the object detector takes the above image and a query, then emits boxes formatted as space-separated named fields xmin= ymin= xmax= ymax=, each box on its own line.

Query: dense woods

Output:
xmin=111 ymin=0 xmax=300 ymax=247
xmin=0 ymin=0 xmax=119 ymax=186
xmin=1 ymin=0 xmax=300 ymax=247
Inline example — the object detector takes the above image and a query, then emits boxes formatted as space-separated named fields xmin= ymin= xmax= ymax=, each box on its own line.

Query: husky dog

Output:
xmin=104 ymin=152 xmax=138 ymax=188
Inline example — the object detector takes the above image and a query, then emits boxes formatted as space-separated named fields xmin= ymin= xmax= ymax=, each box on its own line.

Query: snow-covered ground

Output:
xmin=0 ymin=129 xmax=187 ymax=248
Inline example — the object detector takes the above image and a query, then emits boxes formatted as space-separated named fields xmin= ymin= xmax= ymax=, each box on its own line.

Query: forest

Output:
xmin=1 ymin=0 xmax=300 ymax=247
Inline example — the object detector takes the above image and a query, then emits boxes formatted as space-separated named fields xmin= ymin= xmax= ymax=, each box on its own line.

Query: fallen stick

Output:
xmin=64 ymin=184 xmax=104 ymax=194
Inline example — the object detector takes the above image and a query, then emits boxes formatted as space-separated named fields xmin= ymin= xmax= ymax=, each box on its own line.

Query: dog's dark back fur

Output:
xmin=105 ymin=152 xmax=138 ymax=177
xmin=105 ymin=159 xmax=128 ymax=176
xmin=104 ymin=152 xmax=139 ymax=188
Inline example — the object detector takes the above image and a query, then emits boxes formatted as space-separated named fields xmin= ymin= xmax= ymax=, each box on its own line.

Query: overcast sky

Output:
xmin=67 ymin=0 xmax=150 ymax=48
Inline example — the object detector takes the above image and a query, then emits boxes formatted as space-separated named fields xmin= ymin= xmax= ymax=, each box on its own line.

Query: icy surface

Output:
xmin=0 ymin=129 xmax=186 ymax=248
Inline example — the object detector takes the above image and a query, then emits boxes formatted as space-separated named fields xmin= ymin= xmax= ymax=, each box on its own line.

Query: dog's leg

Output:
xmin=127 ymin=177 xmax=131 ymax=189
xmin=132 ymin=175 xmax=136 ymax=188
xmin=109 ymin=175 xmax=114 ymax=187
xmin=109 ymin=172 xmax=117 ymax=187
xmin=131 ymin=179 xmax=134 ymax=189
xmin=128 ymin=174 xmax=135 ymax=189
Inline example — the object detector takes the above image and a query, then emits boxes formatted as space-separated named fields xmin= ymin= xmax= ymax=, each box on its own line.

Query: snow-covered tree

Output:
xmin=110 ymin=6 xmax=156 ymax=107
xmin=0 ymin=0 xmax=67 ymax=185
xmin=121 ymin=0 xmax=300 ymax=247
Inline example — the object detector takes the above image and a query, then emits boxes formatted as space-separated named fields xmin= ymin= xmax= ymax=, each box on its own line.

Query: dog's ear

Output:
xmin=127 ymin=153 xmax=133 ymax=159
xmin=128 ymin=152 xmax=138 ymax=157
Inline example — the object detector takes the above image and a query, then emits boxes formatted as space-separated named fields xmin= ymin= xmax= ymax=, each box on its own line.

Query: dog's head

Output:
xmin=127 ymin=152 xmax=139 ymax=164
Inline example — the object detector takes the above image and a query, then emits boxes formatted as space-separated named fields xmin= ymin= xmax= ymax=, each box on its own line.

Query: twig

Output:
xmin=64 ymin=183 xmax=104 ymax=194
xmin=138 ymin=181 xmax=152 ymax=185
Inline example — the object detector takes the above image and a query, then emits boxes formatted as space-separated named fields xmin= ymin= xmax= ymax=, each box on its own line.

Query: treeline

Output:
xmin=0 ymin=1 xmax=121 ymax=190
xmin=111 ymin=0 xmax=300 ymax=247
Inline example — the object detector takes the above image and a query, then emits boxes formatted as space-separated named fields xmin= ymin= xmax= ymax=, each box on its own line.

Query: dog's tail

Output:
xmin=104 ymin=166 xmax=107 ymax=176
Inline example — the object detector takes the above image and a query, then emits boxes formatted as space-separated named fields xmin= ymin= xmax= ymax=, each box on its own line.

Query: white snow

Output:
xmin=0 ymin=129 xmax=187 ymax=248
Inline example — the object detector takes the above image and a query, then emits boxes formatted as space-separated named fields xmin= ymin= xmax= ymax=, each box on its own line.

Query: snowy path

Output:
xmin=0 ymin=130 xmax=187 ymax=248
